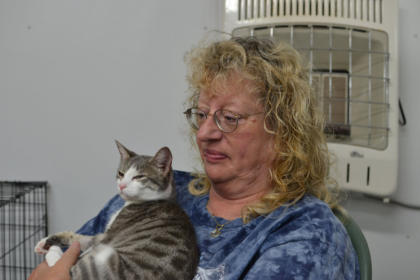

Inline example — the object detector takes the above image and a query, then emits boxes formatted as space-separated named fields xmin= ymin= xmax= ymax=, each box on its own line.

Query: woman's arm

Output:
xmin=28 ymin=241 xmax=81 ymax=280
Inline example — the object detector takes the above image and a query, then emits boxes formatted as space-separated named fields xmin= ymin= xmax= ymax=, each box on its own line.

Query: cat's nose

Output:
xmin=119 ymin=184 xmax=127 ymax=191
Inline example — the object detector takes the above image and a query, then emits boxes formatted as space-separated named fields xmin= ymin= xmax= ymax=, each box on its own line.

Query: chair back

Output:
xmin=333 ymin=207 xmax=372 ymax=280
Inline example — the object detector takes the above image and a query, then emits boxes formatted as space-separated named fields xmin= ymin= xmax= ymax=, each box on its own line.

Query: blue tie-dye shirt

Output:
xmin=77 ymin=170 xmax=360 ymax=280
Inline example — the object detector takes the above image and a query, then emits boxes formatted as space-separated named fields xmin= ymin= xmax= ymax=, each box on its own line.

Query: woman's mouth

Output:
xmin=203 ymin=149 xmax=228 ymax=162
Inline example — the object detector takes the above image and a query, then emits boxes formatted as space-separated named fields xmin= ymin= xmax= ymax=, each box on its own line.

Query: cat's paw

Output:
xmin=34 ymin=237 xmax=49 ymax=254
xmin=45 ymin=245 xmax=63 ymax=267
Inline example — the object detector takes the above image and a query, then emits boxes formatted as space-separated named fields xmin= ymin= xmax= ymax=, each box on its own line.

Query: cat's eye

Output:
xmin=132 ymin=175 xmax=145 ymax=180
xmin=117 ymin=171 xmax=124 ymax=178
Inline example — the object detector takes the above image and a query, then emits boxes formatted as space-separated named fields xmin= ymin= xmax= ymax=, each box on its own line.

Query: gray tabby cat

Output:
xmin=35 ymin=141 xmax=199 ymax=279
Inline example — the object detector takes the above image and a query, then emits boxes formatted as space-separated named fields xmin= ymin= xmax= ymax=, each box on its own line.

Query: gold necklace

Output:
xmin=210 ymin=215 xmax=233 ymax=238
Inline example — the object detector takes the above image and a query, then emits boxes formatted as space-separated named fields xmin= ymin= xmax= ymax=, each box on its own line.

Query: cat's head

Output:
xmin=115 ymin=140 xmax=175 ymax=203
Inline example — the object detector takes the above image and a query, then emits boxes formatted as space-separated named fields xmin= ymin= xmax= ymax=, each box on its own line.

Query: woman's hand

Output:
xmin=28 ymin=241 xmax=81 ymax=280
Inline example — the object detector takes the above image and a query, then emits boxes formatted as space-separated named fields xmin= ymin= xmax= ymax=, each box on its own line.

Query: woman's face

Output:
xmin=196 ymin=75 xmax=275 ymax=194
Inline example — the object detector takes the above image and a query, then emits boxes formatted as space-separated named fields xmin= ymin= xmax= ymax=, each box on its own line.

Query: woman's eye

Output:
xmin=133 ymin=175 xmax=144 ymax=180
xmin=195 ymin=112 xmax=206 ymax=120
xmin=223 ymin=113 xmax=238 ymax=123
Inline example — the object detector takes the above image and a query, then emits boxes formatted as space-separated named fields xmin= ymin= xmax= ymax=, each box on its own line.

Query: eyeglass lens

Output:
xmin=187 ymin=109 xmax=239 ymax=133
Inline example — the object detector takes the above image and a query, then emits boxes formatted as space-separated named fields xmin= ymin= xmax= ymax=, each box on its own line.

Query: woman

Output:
xmin=179 ymin=36 xmax=359 ymax=279
xmin=30 ymin=37 xmax=360 ymax=279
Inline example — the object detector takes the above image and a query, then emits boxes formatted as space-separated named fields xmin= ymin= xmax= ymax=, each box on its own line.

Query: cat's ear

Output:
xmin=151 ymin=147 xmax=172 ymax=175
xmin=115 ymin=140 xmax=136 ymax=160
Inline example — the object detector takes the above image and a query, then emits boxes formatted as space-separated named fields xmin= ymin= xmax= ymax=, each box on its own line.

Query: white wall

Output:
xmin=0 ymin=0 xmax=222 ymax=232
xmin=1 ymin=1 xmax=419 ymax=279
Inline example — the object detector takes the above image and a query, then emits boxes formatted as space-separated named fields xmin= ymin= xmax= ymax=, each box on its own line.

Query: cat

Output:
xmin=35 ymin=141 xmax=199 ymax=279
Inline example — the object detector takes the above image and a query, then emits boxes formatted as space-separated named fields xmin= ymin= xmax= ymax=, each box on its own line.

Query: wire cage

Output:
xmin=0 ymin=181 xmax=48 ymax=280
xmin=224 ymin=0 xmax=399 ymax=196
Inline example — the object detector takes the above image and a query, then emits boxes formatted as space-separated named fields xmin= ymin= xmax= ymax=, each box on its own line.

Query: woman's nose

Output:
xmin=196 ymin=116 xmax=223 ymax=141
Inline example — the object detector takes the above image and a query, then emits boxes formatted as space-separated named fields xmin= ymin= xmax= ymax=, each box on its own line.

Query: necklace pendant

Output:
xmin=210 ymin=224 xmax=224 ymax=238
xmin=210 ymin=228 xmax=221 ymax=238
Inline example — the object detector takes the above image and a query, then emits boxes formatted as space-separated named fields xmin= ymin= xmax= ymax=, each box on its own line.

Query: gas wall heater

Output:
xmin=224 ymin=0 xmax=398 ymax=196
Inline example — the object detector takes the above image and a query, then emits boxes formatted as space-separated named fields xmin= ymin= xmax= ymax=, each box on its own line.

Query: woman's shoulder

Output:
xmin=258 ymin=194 xmax=357 ymax=268
xmin=253 ymin=195 xmax=359 ymax=279
xmin=174 ymin=170 xmax=196 ymax=212
xmin=174 ymin=170 xmax=194 ymax=196
xmin=264 ymin=195 xmax=349 ymax=247
xmin=174 ymin=170 xmax=194 ymax=189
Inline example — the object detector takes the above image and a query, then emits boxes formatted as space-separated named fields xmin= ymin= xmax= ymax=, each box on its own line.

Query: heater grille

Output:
xmin=224 ymin=0 xmax=399 ymax=196
xmin=233 ymin=24 xmax=390 ymax=150
xmin=235 ymin=0 xmax=384 ymax=23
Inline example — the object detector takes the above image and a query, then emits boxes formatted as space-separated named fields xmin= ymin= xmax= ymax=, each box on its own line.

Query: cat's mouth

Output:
xmin=119 ymin=191 xmax=135 ymax=202
xmin=118 ymin=188 xmax=132 ymax=199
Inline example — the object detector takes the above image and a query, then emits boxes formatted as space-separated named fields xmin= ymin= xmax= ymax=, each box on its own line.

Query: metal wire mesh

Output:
xmin=0 ymin=182 xmax=48 ymax=280
xmin=236 ymin=0 xmax=384 ymax=24
xmin=233 ymin=24 xmax=390 ymax=150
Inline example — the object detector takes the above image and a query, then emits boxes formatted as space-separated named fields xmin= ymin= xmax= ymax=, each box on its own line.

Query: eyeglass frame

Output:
xmin=183 ymin=107 xmax=264 ymax=133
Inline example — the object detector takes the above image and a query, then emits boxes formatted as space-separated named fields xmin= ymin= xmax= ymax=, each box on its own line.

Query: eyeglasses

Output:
xmin=183 ymin=107 xmax=263 ymax=133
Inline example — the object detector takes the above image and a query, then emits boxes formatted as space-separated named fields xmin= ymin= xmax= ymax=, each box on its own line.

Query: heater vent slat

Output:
xmin=237 ymin=0 xmax=383 ymax=23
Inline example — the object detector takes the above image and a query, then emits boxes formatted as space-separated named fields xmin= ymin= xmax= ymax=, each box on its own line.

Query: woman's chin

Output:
xmin=204 ymin=165 xmax=231 ymax=183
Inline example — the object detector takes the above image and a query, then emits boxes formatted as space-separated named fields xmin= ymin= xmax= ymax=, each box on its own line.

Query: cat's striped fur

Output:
xmin=35 ymin=141 xmax=199 ymax=279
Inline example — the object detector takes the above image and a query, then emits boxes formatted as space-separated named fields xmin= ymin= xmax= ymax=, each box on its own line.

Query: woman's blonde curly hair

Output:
xmin=185 ymin=36 xmax=337 ymax=223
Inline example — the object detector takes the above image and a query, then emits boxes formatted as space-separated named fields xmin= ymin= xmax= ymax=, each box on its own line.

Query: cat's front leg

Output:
xmin=34 ymin=231 xmax=104 ymax=266
xmin=45 ymin=245 xmax=64 ymax=267
xmin=34 ymin=236 xmax=66 ymax=267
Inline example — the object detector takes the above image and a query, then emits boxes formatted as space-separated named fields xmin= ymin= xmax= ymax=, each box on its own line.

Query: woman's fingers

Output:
xmin=56 ymin=241 xmax=81 ymax=268
xmin=28 ymin=241 xmax=81 ymax=280
xmin=28 ymin=261 xmax=49 ymax=280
